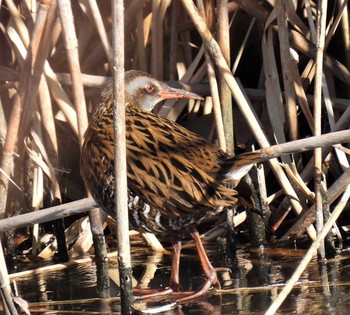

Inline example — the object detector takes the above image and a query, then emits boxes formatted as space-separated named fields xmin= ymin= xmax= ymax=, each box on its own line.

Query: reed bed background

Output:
xmin=0 ymin=0 xmax=350 ymax=306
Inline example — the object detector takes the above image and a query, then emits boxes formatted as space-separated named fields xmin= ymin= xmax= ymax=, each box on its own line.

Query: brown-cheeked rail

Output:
xmin=81 ymin=70 xmax=262 ymax=303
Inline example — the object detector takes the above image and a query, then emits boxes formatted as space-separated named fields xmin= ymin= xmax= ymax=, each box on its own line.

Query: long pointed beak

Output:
xmin=159 ymin=86 xmax=203 ymax=101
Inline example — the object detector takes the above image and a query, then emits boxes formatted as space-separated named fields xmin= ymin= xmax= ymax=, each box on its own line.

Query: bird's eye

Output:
xmin=145 ymin=84 xmax=155 ymax=93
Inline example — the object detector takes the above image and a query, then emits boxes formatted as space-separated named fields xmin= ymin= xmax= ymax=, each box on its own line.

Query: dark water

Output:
xmin=10 ymin=242 xmax=350 ymax=314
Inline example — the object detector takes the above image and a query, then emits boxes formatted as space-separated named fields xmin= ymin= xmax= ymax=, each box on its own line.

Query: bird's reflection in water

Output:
xmin=108 ymin=250 xmax=167 ymax=294
xmin=135 ymin=251 xmax=166 ymax=291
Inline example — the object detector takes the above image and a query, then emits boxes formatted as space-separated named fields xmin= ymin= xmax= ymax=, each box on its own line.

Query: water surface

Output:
xmin=11 ymin=241 xmax=350 ymax=314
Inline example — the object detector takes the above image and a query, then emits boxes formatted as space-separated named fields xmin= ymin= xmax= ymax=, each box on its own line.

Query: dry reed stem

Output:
xmin=339 ymin=0 xmax=350 ymax=72
xmin=196 ymin=0 xmax=226 ymax=151
xmin=281 ymin=163 xmax=315 ymax=201
xmin=58 ymin=0 xmax=88 ymax=147
xmin=30 ymin=113 xmax=44 ymax=254
xmin=262 ymin=29 xmax=288 ymax=160
xmin=4 ymin=0 xmax=30 ymax=47
xmin=38 ymin=77 xmax=59 ymax=172
xmin=45 ymin=66 xmax=79 ymax=135
xmin=292 ymin=68 xmax=314 ymax=130
xmin=55 ymin=72 xmax=111 ymax=87
xmin=313 ymin=0 xmax=328 ymax=261
xmin=26 ymin=129 xmax=60 ymax=197
xmin=258 ymin=130 xmax=350 ymax=158
xmin=169 ymin=0 xmax=179 ymax=80
xmin=112 ymin=0 xmax=133 ymax=310
xmin=136 ymin=10 xmax=147 ymax=72
xmin=206 ymin=56 xmax=226 ymax=151
xmin=305 ymin=0 xmax=317 ymax=41
xmin=217 ymin=0 xmax=233 ymax=154
xmin=151 ymin=0 xmax=161 ymax=78
xmin=231 ymin=16 xmax=255 ymax=75
xmin=275 ymin=0 xmax=298 ymax=141
xmin=0 ymin=197 xmax=96 ymax=232
xmin=86 ymin=0 xmax=113 ymax=67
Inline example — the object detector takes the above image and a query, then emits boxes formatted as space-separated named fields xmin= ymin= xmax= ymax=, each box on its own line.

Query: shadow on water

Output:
xmin=10 ymin=242 xmax=350 ymax=314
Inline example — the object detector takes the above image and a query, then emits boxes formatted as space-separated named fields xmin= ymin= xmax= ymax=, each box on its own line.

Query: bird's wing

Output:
xmin=126 ymin=109 xmax=238 ymax=218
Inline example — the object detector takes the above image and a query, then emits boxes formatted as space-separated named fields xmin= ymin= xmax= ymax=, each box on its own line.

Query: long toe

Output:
xmin=176 ymin=267 xmax=230 ymax=304
xmin=133 ymin=287 xmax=175 ymax=300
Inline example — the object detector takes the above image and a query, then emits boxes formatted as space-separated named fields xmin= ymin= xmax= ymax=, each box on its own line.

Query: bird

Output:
xmin=81 ymin=70 xmax=262 ymax=302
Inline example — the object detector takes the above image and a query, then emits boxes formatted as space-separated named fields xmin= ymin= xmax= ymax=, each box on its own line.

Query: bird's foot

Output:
xmin=133 ymin=287 xmax=197 ymax=303
xmin=176 ymin=267 xmax=230 ymax=304
xmin=133 ymin=281 xmax=181 ymax=301
xmin=133 ymin=267 xmax=230 ymax=303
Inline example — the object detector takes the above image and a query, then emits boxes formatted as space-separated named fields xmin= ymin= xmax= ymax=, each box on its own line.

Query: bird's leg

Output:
xmin=177 ymin=225 xmax=229 ymax=303
xmin=134 ymin=237 xmax=182 ymax=300
xmin=169 ymin=236 xmax=182 ymax=292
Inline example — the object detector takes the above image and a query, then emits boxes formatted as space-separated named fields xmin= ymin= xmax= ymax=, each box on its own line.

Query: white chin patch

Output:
xmin=143 ymin=99 xmax=155 ymax=111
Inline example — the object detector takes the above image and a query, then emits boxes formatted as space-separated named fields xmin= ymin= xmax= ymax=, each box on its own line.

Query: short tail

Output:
xmin=219 ymin=151 xmax=267 ymax=182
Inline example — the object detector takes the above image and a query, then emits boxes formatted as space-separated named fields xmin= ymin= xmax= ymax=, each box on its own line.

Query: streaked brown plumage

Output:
xmin=81 ymin=70 xmax=261 ymax=302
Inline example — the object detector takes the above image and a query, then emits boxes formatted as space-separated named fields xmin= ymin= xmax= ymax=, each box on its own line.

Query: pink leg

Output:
xmin=177 ymin=225 xmax=229 ymax=303
xmin=169 ymin=237 xmax=181 ymax=292
xmin=134 ymin=237 xmax=182 ymax=299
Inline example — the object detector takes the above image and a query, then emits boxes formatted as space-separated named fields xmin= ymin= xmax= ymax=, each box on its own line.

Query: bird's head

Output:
xmin=125 ymin=70 xmax=203 ymax=111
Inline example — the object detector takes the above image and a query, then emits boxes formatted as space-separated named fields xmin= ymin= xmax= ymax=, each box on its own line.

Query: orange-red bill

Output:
xmin=159 ymin=86 xmax=203 ymax=101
